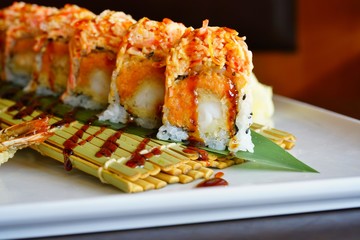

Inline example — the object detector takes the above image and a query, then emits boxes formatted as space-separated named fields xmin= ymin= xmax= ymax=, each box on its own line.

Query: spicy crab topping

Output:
xmin=166 ymin=20 xmax=253 ymax=85
xmin=40 ymin=4 xmax=96 ymax=41
xmin=1 ymin=2 xmax=58 ymax=38
xmin=72 ymin=10 xmax=136 ymax=56
xmin=123 ymin=17 xmax=187 ymax=67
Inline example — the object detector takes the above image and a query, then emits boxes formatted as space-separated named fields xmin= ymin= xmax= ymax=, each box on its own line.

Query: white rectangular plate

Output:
xmin=1 ymin=96 xmax=360 ymax=239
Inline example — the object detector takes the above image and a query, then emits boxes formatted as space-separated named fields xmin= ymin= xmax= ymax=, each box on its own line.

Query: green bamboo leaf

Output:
xmin=0 ymin=82 xmax=21 ymax=98
xmin=234 ymin=131 xmax=318 ymax=173
xmin=200 ymin=131 xmax=317 ymax=172
xmin=124 ymin=125 xmax=158 ymax=137
xmin=53 ymin=102 xmax=73 ymax=116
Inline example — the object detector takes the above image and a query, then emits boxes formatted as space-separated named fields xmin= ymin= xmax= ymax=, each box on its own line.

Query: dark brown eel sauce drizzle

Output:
xmin=13 ymin=98 xmax=41 ymax=119
xmin=125 ymin=138 xmax=162 ymax=168
xmin=62 ymin=124 xmax=90 ymax=171
xmin=62 ymin=118 xmax=105 ymax=171
xmin=196 ymin=171 xmax=229 ymax=188
xmin=7 ymin=93 xmax=33 ymax=112
xmin=183 ymin=146 xmax=209 ymax=161
xmin=95 ymin=131 xmax=123 ymax=158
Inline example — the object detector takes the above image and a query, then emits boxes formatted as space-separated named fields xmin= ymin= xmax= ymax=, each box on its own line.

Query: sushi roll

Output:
xmin=0 ymin=3 xmax=23 ymax=81
xmin=27 ymin=4 xmax=95 ymax=95
xmin=1 ymin=2 xmax=57 ymax=87
xmin=0 ymin=8 xmax=6 ymax=81
xmin=62 ymin=10 xmax=136 ymax=109
xmin=99 ymin=17 xmax=187 ymax=129
xmin=157 ymin=20 xmax=254 ymax=153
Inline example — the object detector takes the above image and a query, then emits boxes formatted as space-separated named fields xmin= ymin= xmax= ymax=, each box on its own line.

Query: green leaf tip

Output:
xmin=234 ymin=131 xmax=318 ymax=173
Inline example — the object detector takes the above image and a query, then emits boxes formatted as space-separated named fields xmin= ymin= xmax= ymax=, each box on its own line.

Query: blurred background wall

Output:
xmin=1 ymin=0 xmax=359 ymax=119
xmin=254 ymin=0 xmax=360 ymax=119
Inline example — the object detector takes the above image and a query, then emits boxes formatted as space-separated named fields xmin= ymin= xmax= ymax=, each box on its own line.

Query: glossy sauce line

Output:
xmin=125 ymin=138 xmax=162 ymax=168
xmin=95 ymin=131 xmax=123 ymax=158
xmin=62 ymin=124 xmax=90 ymax=171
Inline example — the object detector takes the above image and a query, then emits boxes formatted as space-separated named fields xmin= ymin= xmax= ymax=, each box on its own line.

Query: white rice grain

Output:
xmin=157 ymin=123 xmax=189 ymax=142
xmin=98 ymin=102 xmax=129 ymax=124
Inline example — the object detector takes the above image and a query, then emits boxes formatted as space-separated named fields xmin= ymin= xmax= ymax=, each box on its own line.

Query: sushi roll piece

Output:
xmin=27 ymin=4 xmax=95 ymax=95
xmin=157 ymin=20 xmax=254 ymax=153
xmin=0 ymin=8 xmax=6 ymax=81
xmin=0 ymin=3 xmax=24 ymax=81
xmin=100 ymin=17 xmax=187 ymax=129
xmin=0 ymin=2 xmax=57 ymax=87
xmin=62 ymin=10 xmax=135 ymax=109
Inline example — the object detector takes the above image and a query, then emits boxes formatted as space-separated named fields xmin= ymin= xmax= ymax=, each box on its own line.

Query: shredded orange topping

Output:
xmin=33 ymin=4 xmax=95 ymax=52
xmin=1 ymin=2 xmax=58 ymax=38
xmin=1 ymin=2 xmax=58 ymax=69
xmin=41 ymin=4 xmax=95 ymax=41
xmin=166 ymin=20 xmax=253 ymax=84
xmin=71 ymin=10 xmax=136 ymax=56
xmin=122 ymin=17 xmax=187 ymax=68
